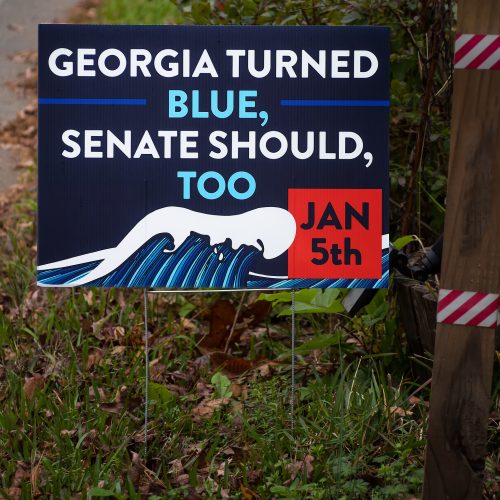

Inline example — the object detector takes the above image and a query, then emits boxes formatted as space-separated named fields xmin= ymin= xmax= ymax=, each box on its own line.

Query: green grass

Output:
xmin=98 ymin=0 xmax=184 ymax=24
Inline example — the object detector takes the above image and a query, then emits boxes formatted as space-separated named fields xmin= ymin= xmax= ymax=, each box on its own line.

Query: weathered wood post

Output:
xmin=423 ymin=1 xmax=500 ymax=498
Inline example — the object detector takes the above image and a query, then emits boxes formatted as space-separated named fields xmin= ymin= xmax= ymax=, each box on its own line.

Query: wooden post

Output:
xmin=423 ymin=1 xmax=500 ymax=498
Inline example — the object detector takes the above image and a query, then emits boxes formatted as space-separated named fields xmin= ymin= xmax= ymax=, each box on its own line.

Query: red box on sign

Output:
xmin=288 ymin=189 xmax=382 ymax=279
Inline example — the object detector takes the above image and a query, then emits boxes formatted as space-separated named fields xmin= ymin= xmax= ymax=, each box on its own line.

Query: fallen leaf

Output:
xmin=129 ymin=451 xmax=167 ymax=495
xmin=181 ymin=317 xmax=197 ymax=331
xmin=23 ymin=374 xmax=45 ymax=400
xmin=30 ymin=463 xmax=42 ymax=496
xmin=244 ymin=301 xmax=272 ymax=327
xmin=8 ymin=461 xmax=30 ymax=498
xmin=216 ymin=460 xmax=230 ymax=477
xmin=200 ymin=299 xmax=235 ymax=349
xmin=87 ymin=349 xmax=103 ymax=370
xmin=193 ymin=398 xmax=230 ymax=420
xmin=83 ymin=290 xmax=94 ymax=306
xmin=201 ymin=298 xmax=272 ymax=351
xmin=240 ymin=483 xmax=261 ymax=499
xmin=286 ymin=454 xmax=314 ymax=482
xmin=89 ymin=386 xmax=107 ymax=402
xmin=7 ymin=487 xmax=21 ymax=500
xmin=408 ymin=395 xmax=421 ymax=405
xmin=210 ymin=352 xmax=254 ymax=375
xmin=169 ymin=458 xmax=184 ymax=479
xmin=60 ymin=429 xmax=77 ymax=439
xmin=129 ymin=451 xmax=144 ymax=488
xmin=230 ymin=384 xmax=242 ymax=398
xmin=390 ymin=406 xmax=413 ymax=417
xmin=99 ymin=402 xmax=124 ymax=415
xmin=111 ymin=345 xmax=126 ymax=356
xmin=172 ymin=473 xmax=190 ymax=486
xmin=195 ymin=380 xmax=213 ymax=398
xmin=257 ymin=363 xmax=272 ymax=378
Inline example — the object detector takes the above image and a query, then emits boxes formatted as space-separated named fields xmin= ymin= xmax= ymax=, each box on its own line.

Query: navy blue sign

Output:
xmin=37 ymin=25 xmax=389 ymax=289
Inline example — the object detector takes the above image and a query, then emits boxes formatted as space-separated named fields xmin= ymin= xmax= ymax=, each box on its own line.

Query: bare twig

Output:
xmin=224 ymin=292 xmax=246 ymax=353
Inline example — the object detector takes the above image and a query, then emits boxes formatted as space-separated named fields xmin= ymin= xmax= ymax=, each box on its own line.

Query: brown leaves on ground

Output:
xmin=199 ymin=298 xmax=271 ymax=350
xmin=23 ymin=373 xmax=45 ymax=400
xmin=240 ymin=483 xmax=261 ymax=499
xmin=5 ymin=460 xmax=44 ymax=499
xmin=285 ymin=454 xmax=314 ymax=485
xmin=193 ymin=397 xmax=231 ymax=421
xmin=128 ymin=451 xmax=166 ymax=497
xmin=210 ymin=352 xmax=256 ymax=375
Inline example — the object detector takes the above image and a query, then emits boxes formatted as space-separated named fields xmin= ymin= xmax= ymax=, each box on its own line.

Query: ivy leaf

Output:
xmin=211 ymin=372 xmax=233 ymax=399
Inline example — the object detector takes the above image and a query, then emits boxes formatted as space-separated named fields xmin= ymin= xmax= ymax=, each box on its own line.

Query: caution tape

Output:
xmin=437 ymin=289 xmax=499 ymax=328
xmin=454 ymin=33 xmax=500 ymax=70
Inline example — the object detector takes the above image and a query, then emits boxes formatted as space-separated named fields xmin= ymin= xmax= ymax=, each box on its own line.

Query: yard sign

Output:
xmin=37 ymin=25 xmax=389 ymax=289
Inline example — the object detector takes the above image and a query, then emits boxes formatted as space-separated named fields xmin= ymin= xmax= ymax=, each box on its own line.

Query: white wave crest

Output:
xmin=38 ymin=207 xmax=297 ymax=286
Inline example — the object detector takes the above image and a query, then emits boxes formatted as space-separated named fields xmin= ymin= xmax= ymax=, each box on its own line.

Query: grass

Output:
xmin=98 ymin=0 xmax=184 ymax=24
xmin=0 ymin=271 xmax=429 ymax=498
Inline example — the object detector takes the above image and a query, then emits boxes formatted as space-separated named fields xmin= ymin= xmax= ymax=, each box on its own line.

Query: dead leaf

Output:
xmin=87 ymin=349 xmax=103 ymax=370
xmin=230 ymin=384 xmax=242 ymax=398
xmin=286 ymin=454 xmax=314 ymax=482
xmin=114 ymin=385 xmax=129 ymax=404
xmin=89 ymin=386 xmax=107 ymax=402
xmin=129 ymin=451 xmax=144 ymax=488
xmin=8 ymin=461 xmax=30 ymax=498
xmin=240 ymin=483 xmax=261 ymax=499
xmin=390 ymin=406 xmax=413 ymax=417
xmin=169 ymin=458 xmax=184 ymax=479
xmin=193 ymin=398 xmax=230 ymax=420
xmin=200 ymin=299 xmax=235 ymax=349
xmin=195 ymin=380 xmax=213 ymax=398
xmin=99 ymin=402 xmax=124 ymax=415
xmin=172 ymin=473 xmax=190 ymax=486
xmin=216 ymin=460 xmax=230 ymax=477
xmin=201 ymin=298 xmax=272 ymax=351
xmin=60 ymin=429 xmax=77 ymax=439
xmin=30 ymin=463 xmax=42 ymax=496
xmin=111 ymin=345 xmax=126 ymax=356
xmin=210 ymin=352 xmax=254 ymax=375
xmin=23 ymin=374 xmax=45 ymax=400
xmin=91 ymin=314 xmax=112 ymax=339
xmin=244 ymin=301 xmax=272 ymax=327
xmin=257 ymin=363 xmax=272 ymax=378
xmin=128 ymin=451 xmax=167 ymax=495
xmin=181 ymin=317 xmax=197 ymax=331
xmin=83 ymin=290 xmax=94 ymax=306
xmin=408 ymin=395 xmax=421 ymax=405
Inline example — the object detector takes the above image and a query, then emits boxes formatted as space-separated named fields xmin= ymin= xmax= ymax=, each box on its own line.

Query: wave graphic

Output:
xmin=37 ymin=206 xmax=389 ymax=289
xmin=38 ymin=207 xmax=296 ymax=288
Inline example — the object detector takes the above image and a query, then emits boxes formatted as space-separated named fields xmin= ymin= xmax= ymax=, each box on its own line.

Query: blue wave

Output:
xmin=38 ymin=260 xmax=102 ymax=285
xmin=39 ymin=233 xmax=260 ymax=288
xmin=38 ymin=235 xmax=389 ymax=289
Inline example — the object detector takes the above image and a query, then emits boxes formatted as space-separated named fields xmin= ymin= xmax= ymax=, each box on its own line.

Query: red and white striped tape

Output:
xmin=454 ymin=34 xmax=500 ymax=70
xmin=437 ymin=289 xmax=500 ymax=328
